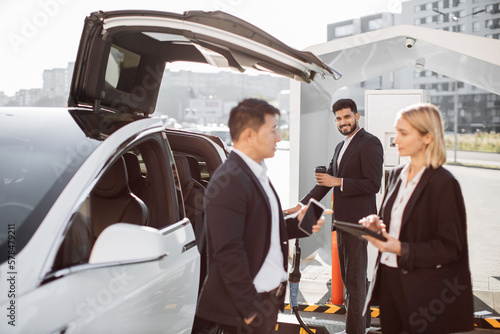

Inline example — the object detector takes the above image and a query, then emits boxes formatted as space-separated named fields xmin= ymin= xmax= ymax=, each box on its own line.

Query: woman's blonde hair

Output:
xmin=397 ymin=103 xmax=446 ymax=168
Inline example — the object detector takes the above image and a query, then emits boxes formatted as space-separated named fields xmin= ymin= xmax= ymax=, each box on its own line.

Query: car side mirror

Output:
xmin=89 ymin=223 xmax=168 ymax=264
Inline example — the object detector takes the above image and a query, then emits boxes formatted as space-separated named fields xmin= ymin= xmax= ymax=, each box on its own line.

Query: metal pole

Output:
xmin=454 ymin=19 xmax=459 ymax=163
xmin=454 ymin=80 xmax=458 ymax=163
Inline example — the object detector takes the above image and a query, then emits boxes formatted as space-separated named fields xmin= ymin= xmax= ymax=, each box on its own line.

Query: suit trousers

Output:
xmin=378 ymin=264 xmax=412 ymax=334
xmin=217 ymin=292 xmax=282 ymax=334
xmin=337 ymin=230 xmax=371 ymax=334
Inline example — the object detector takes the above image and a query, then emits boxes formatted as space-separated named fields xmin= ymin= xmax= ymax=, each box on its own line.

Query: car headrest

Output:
xmin=93 ymin=157 xmax=129 ymax=198
xmin=123 ymin=153 xmax=142 ymax=185
xmin=184 ymin=155 xmax=202 ymax=183
xmin=174 ymin=155 xmax=192 ymax=189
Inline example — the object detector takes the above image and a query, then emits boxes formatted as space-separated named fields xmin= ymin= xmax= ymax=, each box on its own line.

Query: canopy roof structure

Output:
xmin=306 ymin=24 xmax=500 ymax=96
xmin=290 ymin=25 xmax=500 ymax=259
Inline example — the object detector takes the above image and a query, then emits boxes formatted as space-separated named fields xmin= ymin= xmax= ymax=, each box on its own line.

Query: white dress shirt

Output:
xmin=381 ymin=164 xmax=426 ymax=268
xmin=337 ymin=127 xmax=361 ymax=191
xmin=232 ymin=148 xmax=287 ymax=292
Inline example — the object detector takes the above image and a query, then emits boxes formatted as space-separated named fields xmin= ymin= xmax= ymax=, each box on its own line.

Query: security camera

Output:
xmin=406 ymin=37 xmax=416 ymax=49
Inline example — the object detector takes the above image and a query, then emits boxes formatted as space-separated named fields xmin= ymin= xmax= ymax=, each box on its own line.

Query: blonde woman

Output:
xmin=360 ymin=104 xmax=473 ymax=333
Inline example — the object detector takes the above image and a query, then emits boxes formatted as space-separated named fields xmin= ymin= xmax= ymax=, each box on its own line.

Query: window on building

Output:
xmin=473 ymin=21 xmax=480 ymax=32
xmin=443 ymin=0 xmax=450 ymax=8
xmin=443 ymin=82 xmax=449 ymax=91
xmin=485 ymin=19 xmax=500 ymax=29
xmin=415 ymin=5 xmax=421 ymax=12
xmin=335 ymin=24 xmax=354 ymax=37
xmin=486 ymin=4 xmax=500 ymax=14
xmin=433 ymin=15 xmax=440 ymax=23
xmin=458 ymin=82 xmax=464 ymax=89
xmin=487 ymin=94 xmax=498 ymax=102
xmin=368 ymin=18 xmax=384 ymax=30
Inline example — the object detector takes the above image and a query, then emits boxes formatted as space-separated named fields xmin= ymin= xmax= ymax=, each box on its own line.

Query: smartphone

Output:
xmin=298 ymin=198 xmax=325 ymax=235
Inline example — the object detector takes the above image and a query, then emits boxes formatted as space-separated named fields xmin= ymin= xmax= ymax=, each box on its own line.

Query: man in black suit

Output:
xmin=286 ymin=99 xmax=383 ymax=334
xmin=194 ymin=98 xmax=327 ymax=334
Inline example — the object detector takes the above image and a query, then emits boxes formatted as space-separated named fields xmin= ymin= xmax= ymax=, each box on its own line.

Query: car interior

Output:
xmin=50 ymin=129 xmax=227 ymax=274
xmin=90 ymin=156 xmax=149 ymax=237
xmin=52 ymin=135 xmax=180 ymax=272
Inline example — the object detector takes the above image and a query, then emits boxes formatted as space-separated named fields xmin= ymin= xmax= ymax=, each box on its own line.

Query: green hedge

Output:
xmin=445 ymin=133 xmax=500 ymax=153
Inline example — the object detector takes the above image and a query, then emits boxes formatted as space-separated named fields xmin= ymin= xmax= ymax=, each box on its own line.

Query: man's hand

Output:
xmin=284 ymin=204 xmax=301 ymax=215
xmin=315 ymin=172 xmax=341 ymax=187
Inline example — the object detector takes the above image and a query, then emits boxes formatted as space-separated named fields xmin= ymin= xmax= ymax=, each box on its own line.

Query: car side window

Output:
xmin=53 ymin=197 xmax=93 ymax=269
xmin=52 ymin=134 xmax=180 ymax=271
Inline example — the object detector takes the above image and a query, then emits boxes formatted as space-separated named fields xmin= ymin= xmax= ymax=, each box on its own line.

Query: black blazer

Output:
xmin=367 ymin=165 xmax=474 ymax=333
xmin=196 ymin=152 xmax=308 ymax=327
xmin=301 ymin=128 xmax=384 ymax=223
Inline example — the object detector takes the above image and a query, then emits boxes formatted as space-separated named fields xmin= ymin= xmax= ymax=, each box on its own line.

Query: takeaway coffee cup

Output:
xmin=315 ymin=166 xmax=327 ymax=174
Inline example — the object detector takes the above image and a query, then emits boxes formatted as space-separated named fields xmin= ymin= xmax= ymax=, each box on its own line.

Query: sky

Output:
xmin=0 ymin=0 xmax=405 ymax=96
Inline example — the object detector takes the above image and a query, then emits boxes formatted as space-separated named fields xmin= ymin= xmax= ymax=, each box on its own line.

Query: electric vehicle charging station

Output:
xmin=283 ymin=24 xmax=500 ymax=333
xmin=364 ymin=89 xmax=430 ymax=279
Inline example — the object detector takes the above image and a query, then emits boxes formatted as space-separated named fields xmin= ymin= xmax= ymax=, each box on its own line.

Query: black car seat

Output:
xmin=174 ymin=154 xmax=207 ymax=290
xmin=173 ymin=155 xmax=206 ymax=233
xmin=123 ymin=152 xmax=152 ymax=215
xmin=90 ymin=156 xmax=148 ymax=238
xmin=184 ymin=155 xmax=207 ymax=186
xmin=123 ymin=153 xmax=147 ymax=194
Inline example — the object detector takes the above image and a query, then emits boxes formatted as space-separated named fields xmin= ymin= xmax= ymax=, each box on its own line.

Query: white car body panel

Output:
xmin=0 ymin=116 xmax=200 ymax=333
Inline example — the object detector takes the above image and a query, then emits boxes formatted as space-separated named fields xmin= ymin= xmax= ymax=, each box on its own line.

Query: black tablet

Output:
xmin=333 ymin=220 xmax=387 ymax=241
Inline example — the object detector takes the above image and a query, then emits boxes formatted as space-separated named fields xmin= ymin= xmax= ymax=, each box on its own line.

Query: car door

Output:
xmin=68 ymin=10 xmax=340 ymax=116
xmin=42 ymin=130 xmax=199 ymax=334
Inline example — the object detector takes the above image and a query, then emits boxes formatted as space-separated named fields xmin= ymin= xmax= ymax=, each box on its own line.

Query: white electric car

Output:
xmin=0 ymin=10 xmax=337 ymax=333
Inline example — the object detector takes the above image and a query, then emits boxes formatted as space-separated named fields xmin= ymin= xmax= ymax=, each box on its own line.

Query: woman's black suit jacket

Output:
xmin=366 ymin=165 xmax=474 ymax=333
xmin=196 ymin=152 xmax=309 ymax=327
